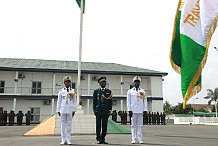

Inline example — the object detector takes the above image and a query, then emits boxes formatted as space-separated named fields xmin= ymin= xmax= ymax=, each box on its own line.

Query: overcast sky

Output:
xmin=0 ymin=0 xmax=218 ymax=106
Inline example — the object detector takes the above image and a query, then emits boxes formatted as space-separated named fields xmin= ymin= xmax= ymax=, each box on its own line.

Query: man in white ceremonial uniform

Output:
xmin=127 ymin=76 xmax=147 ymax=144
xmin=57 ymin=76 xmax=77 ymax=145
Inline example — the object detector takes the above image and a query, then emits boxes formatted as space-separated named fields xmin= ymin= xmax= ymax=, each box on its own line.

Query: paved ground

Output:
xmin=0 ymin=124 xmax=218 ymax=146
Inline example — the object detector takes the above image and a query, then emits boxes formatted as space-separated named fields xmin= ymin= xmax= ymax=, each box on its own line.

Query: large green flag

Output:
xmin=170 ymin=0 xmax=218 ymax=108
xmin=76 ymin=0 xmax=85 ymax=13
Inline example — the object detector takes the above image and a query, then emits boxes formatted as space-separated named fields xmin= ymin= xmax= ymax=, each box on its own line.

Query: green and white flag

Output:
xmin=170 ymin=0 xmax=218 ymax=108
xmin=76 ymin=0 xmax=85 ymax=13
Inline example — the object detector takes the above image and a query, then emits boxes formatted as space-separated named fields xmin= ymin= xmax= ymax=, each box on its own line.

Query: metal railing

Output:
xmin=1 ymin=87 xmax=58 ymax=95
xmin=1 ymin=87 xmax=152 ymax=96
xmin=81 ymin=89 xmax=151 ymax=96
xmin=174 ymin=117 xmax=218 ymax=125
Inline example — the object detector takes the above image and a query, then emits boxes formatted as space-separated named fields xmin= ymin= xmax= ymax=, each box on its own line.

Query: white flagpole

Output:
xmin=77 ymin=0 xmax=83 ymax=105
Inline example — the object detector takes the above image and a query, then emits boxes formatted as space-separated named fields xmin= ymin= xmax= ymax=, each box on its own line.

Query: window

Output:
xmin=0 ymin=81 xmax=5 ymax=93
xmin=30 ymin=107 xmax=40 ymax=122
xmin=0 ymin=107 xmax=3 ymax=113
xmin=32 ymin=82 xmax=41 ymax=94
xmin=71 ymin=82 xmax=76 ymax=89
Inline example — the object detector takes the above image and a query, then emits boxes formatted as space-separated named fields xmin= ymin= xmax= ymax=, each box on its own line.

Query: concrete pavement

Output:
xmin=0 ymin=124 xmax=218 ymax=146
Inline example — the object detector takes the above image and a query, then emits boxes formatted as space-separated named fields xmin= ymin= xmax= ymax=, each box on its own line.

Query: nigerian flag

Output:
xmin=170 ymin=0 xmax=218 ymax=108
xmin=76 ymin=0 xmax=85 ymax=13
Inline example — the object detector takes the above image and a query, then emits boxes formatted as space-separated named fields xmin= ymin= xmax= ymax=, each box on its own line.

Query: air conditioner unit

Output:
xmin=18 ymin=73 xmax=25 ymax=78
xmin=80 ymin=75 xmax=85 ymax=80
xmin=92 ymin=76 xmax=98 ymax=81
xmin=43 ymin=100 xmax=51 ymax=105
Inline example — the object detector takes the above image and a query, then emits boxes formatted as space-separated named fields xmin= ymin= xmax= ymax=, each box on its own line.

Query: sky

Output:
xmin=0 ymin=0 xmax=218 ymax=106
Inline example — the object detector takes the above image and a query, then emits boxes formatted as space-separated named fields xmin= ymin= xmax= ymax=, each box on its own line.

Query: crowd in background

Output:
xmin=0 ymin=110 xmax=31 ymax=126
xmin=111 ymin=110 xmax=166 ymax=125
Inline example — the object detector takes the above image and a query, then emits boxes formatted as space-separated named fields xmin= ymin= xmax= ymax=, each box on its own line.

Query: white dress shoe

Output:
xmin=67 ymin=141 xmax=72 ymax=145
xmin=131 ymin=140 xmax=137 ymax=144
xmin=139 ymin=140 xmax=144 ymax=144
xmin=60 ymin=141 xmax=65 ymax=145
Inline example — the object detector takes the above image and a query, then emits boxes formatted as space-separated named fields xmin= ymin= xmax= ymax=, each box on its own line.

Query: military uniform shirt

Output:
xmin=93 ymin=88 xmax=112 ymax=115
xmin=56 ymin=88 xmax=77 ymax=114
xmin=127 ymin=87 xmax=147 ymax=113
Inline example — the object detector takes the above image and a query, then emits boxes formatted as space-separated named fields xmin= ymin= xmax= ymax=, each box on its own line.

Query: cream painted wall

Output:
xmin=150 ymin=100 xmax=163 ymax=113
xmin=150 ymin=76 xmax=163 ymax=97
xmin=0 ymin=100 xmax=14 ymax=111
xmin=1 ymin=71 xmax=158 ymax=96
xmin=0 ymin=70 xmax=164 ymax=121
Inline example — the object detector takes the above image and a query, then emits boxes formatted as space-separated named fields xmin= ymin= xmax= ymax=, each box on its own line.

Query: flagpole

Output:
xmin=77 ymin=0 xmax=83 ymax=105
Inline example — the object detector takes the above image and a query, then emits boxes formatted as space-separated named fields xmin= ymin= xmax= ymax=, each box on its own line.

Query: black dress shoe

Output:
xmin=97 ymin=141 xmax=103 ymax=144
xmin=102 ymin=140 xmax=108 ymax=144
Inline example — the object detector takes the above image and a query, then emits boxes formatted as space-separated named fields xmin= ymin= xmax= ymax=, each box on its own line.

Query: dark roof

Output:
xmin=0 ymin=58 xmax=168 ymax=76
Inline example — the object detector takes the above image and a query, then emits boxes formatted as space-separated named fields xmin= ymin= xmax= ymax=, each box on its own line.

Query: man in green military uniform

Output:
xmin=16 ymin=111 xmax=24 ymax=125
xmin=25 ymin=111 xmax=32 ymax=125
xmin=93 ymin=76 xmax=112 ymax=144
xmin=3 ymin=111 xmax=7 ymax=126
xmin=8 ymin=110 xmax=15 ymax=126
xmin=111 ymin=110 xmax=117 ymax=122
xmin=0 ymin=110 xmax=3 ymax=126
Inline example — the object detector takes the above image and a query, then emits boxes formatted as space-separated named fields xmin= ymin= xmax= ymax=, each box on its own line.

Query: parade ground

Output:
xmin=0 ymin=123 xmax=218 ymax=146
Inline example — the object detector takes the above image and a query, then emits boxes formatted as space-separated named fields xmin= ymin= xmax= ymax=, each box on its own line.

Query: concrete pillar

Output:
xmin=51 ymin=98 xmax=55 ymax=115
xmin=14 ymin=71 xmax=18 ymax=94
xmin=13 ymin=98 xmax=16 ymax=111
xmin=88 ymin=74 xmax=91 ymax=95
xmin=121 ymin=100 xmax=123 ymax=111
xmin=52 ymin=73 xmax=56 ymax=95
xmin=51 ymin=73 xmax=56 ymax=115
xmin=120 ymin=75 xmax=123 ymax=95
xmin=87 ymin=99 xmax=90 ymax=114
xmin=13 ymin=71 xmax=18 ymax=111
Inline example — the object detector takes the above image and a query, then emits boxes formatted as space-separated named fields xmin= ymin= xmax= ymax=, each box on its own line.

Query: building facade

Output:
xmin=0 ymin=58 xmax=167 ymax=123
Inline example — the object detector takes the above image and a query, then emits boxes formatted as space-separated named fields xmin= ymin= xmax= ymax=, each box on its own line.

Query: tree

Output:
xmin=185 ymin=104 xmax=193 ymax=114
xmin=175 ymin=103 xmax=185 ymax=114
xmin=198 ymin=107 xmax=206 ymax=112
xmin=204 ymin=88 xmax=218 ymax=117
xmin=172 ymin=103 xmax=192 ymax=114
xmin=164 ymin=101 xmax=173 ymax=114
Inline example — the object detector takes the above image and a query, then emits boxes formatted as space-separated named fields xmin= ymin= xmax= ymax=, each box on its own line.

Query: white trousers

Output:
xmin=131 ymin=113 xmax=143 ymax=141
xmin=60 ymin=114 xmax=72 ymax=142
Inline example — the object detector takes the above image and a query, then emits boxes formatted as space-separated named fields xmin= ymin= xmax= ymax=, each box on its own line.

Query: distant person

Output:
xmin=120 ymin=111 xmax=124 ymax=124
xmin=93 ymin=76 xmax=112 ymax=144
xmin=148 ymin=111 xmax=152 ymax=125
xmin=3 ymin=111 xmax=7 ymax=126
xmin=25 ymin=111 xmax=32 ymax=125
xmin=56 ymin=76 xmax=77 ymax=145
xmin=111 ymin=110 xmax=117 ymax=122
xmin=127 ymin=76 xmax=147 ymax=144
xmin=157 ymin=112 xmax=160 ymax=125
xmin=0 ymin=110 xmax=3 ymax=126
xmin=152 ymin=112 xmax=156 ymax=125
xmin=8 ymin=110 xmax=15 ymax=126
xmin=143 ymin=111 xmax=148 ymax=125
xmin=124 ymin=111 xmax=128 ymax=124
xmin=16 ymin=111 xmax=24 ymax=125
